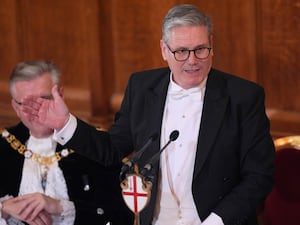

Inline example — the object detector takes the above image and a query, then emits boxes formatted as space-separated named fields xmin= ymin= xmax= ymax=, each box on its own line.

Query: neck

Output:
xmin=30 ymin=131 xmax=54 ymax=139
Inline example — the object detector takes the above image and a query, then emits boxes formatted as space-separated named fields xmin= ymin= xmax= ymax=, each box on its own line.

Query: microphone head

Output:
xmin=169 ymin=130 xmax=179 ymax=141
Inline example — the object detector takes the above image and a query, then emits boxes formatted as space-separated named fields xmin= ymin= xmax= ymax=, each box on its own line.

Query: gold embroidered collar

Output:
xmin=1 ymin=129 xmax=74 ymax=167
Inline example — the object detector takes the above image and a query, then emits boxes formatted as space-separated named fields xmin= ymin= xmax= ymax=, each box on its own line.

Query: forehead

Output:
xmin=12 ymin=73 xmax=54 ymax=97
xmin=167 ymin=25 xmax=210 ymax=47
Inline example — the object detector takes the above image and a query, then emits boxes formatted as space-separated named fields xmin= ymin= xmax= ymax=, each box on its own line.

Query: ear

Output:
xmin=209 ymin=34 xmax=214 ymax=56
xmin=11 ymin=99 xmax=20 ymax=117
xmin=160 ymin=40 xmax=168 ymax=61
xmin=58 ymin=86 xmax=64 ymax=99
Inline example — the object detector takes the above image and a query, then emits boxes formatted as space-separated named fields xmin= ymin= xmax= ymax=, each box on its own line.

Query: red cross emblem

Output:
xmin=121 ymin=174 xmax=151 ymax=213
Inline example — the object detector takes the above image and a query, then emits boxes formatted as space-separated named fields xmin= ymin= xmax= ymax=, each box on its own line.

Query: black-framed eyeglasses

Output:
xmin=13 ymin=98 xmax=23 ymax=105
xmin=166 ymin=43 xmax=212 ymax=61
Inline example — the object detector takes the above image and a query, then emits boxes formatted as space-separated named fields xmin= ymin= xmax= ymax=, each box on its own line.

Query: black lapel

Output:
xmin=193 ymin=70 xmax=229 ymax=178
xmin=4 ymin=123 xmax=29 ymax=195
xmin=139 ymin=70 xmax=170 ymax=165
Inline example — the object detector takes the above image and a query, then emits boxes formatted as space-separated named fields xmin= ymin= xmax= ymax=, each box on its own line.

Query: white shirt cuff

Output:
xmin=0 ymin=195 xmax=13 ymax=224
xmin=201 ymin=212 xmax=224 ymax=225
xmin=57 ymin=199 xmax=76 ymax=224
xmin=53 ymin=114 xmax=77 ymax=145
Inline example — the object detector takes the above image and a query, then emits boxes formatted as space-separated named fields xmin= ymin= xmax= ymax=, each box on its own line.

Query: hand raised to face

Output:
xmin=20 ymin=85 xmax=70 ymax=131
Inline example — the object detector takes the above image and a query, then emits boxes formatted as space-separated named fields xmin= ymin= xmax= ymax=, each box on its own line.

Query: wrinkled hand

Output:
xmin=2 ymin=195 xmax=54 ymax=225
xmin=21 ymin=85 xmax=70 ymax=130
xmin=15 ymin=193 xmax=63 ymax=218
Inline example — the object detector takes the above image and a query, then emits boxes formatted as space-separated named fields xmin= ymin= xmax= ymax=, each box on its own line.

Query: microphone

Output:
xmin=120 ymin=133 xmax=158 ymax=181
xmin=140 ymin=130 xmax=179 ymax=179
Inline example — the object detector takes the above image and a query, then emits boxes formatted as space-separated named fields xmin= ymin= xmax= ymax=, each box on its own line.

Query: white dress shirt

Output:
xmin=153 ymin=74 xmax=203 ymax=225
xmin=153 ymin=74 xmax=224 ymax=225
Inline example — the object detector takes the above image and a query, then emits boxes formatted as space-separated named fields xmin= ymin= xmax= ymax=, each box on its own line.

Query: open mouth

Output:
xmin=184 ymin=68 xmax=200 ymax=73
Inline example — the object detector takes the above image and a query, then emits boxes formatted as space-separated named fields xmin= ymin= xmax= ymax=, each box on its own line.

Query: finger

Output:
xmin=7 ymin=200 xmax=36 ymax=222
xmin=14 ymin=192 xmax=37 ymax=201
xmin=26 ymin=194 xmax=52 ymax=221
xmin=38 ymin=211 xmax=52 ymax=225
xmin=20 ymin=98 xmax=42 ymax=121
xmin=15 ymin=194 xmax=43 ymax=220
xmin=30 ymin=202 xmax=45 ymax=221
xmin=13 ymin=195 xmax=35 ymax=214
xmin=27 ymin=215 xmax=47 ymax=225
xmin=22 ymin=95 xmax=41 ymax=109
xmin=52 ymin=84 xmax=62 ymax=100
xmin=38 ymin=100 xmax=51 ymax=123
xmin=28 ymin=211 xmax=52 ymax=225
xmin=21 ymin=105 xmax=40 ymax=118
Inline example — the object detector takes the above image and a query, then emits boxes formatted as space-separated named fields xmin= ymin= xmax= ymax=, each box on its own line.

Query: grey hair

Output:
xmin=162 ymin=4 xmax=213 ymax=43
xmin=9 ymin=60 xmax=60 ymax=94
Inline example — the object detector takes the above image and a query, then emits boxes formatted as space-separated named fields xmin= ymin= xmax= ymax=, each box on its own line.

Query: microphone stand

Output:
xmin=120 ymin=133 xmax=158 ymax=225
xmin=120 ymin=130 xmax=179 ymax=225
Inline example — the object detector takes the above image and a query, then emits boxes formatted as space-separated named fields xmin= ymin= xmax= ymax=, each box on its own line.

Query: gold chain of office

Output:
xmin=1 ymin=129 xmax=74 ymax=167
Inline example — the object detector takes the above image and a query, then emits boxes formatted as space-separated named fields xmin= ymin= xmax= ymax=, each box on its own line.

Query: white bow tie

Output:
xmin=169 ymin=89 xmax=202 ymax=101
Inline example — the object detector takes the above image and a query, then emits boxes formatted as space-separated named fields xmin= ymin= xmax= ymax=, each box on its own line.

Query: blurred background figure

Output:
xmin=0 ymin=60 xmax=133 ymax=225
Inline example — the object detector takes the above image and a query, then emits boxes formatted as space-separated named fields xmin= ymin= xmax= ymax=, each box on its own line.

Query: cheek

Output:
xmin=19 ymin=116 xmax=32 ymax=127
xmin=17 ymin=111 xmax=36 ymax=126
xmin=15 ymin=108 xmax=24 ymax=119
xmin=205 ymin=58 xmax=213 ymax=71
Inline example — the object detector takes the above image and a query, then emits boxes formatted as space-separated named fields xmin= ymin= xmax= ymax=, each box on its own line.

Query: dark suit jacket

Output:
xmin=66 ymin=67 xmax=275 ymax=225
xmin=0 ymin=123 xmax=133 ymax=225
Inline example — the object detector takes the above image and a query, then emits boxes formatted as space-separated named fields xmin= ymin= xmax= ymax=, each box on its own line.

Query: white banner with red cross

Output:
xmin=121 ymin=174 xmax=151 ymax=214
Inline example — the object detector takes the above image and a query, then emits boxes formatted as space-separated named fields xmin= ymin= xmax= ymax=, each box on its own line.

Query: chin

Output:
xmin=184 ymin=80 xmax=202 ymax=89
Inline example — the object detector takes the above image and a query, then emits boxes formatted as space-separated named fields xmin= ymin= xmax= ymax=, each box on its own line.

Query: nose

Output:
xmin=187 ymin=51 xmax=198 ymax=64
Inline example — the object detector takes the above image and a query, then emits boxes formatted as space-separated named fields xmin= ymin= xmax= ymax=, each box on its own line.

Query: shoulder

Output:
xmin=208 ymin=68 xmax=265 ymax=98
xmin=4 ymin=123 xmax=29 ymax=137
xmin=123 ymin=67 xmax=170 ymax=95
xmin=1 ymin=123 xmax=29 ymax=145
xmin=209 ymin=68 xmax=263 ymax=91
xmin=131 ymin=67 xmax=170 ymax=77
xmin=129 ymin=67 xmax=170 ymax=83
xmin=0 ymin=123 xmax=27 ymax=162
